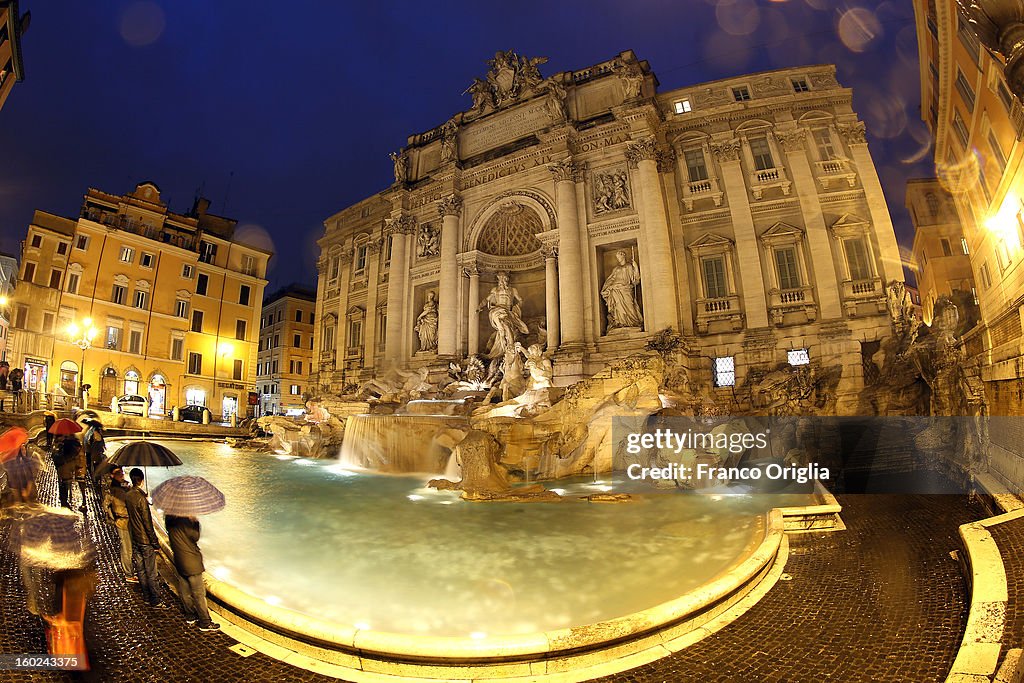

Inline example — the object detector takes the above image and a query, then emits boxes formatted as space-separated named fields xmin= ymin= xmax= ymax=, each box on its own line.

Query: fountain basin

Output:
xmin=142 ymin=440 xmax=807 ymax=678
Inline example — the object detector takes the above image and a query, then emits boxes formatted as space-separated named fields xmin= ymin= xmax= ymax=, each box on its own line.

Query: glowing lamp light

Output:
xmin=217 ymin=341 xmax=234 ymax=356
xmin=985 ymin=193 xmax=1023 ymax=249
xmin=0 ymin=295 xmax=9 ymax=307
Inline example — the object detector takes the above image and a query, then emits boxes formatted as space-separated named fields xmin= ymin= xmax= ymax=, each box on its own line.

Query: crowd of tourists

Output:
xmin=0 ymin=414 xmax=219 ymax=670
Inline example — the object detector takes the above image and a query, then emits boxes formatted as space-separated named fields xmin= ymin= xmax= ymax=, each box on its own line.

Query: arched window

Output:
xmin=124 ymin=369 xmax=140 ymax=396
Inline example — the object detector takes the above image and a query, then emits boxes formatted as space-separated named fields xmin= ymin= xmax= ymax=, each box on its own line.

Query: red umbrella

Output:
xmin=0 ymin=427 xmax=29 ymax=462
xmin=48 ymin=419 xmax=83 ymax=436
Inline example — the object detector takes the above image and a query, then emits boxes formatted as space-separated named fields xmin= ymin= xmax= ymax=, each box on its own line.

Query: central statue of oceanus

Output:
xmin=479 ymin=271 xmax=528 ymax=359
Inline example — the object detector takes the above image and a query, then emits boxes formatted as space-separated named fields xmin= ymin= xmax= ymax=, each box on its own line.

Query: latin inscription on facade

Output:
xmin=460 ymin=101 xmax=551 ymax=158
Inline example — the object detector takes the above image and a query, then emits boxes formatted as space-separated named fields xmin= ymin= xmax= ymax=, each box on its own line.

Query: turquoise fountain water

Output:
xmin=146 ymin=440 xmax=794 ymax=638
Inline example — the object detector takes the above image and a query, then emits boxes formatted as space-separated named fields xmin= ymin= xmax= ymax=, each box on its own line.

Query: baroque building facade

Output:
xmin=907 ymin=177 xmax=978 ymax=329
xmin=314 ymin=51 xmax=903 ymax=410
xmin=913 ymin=1 xmax=1024 ymax=414
xmin=0 ymin=0 xmax=29 ymax=112
xmin=6 ymin=183 xmax=270 ymax=418
xmin=256 ymin=284 xmax=316 ymax=416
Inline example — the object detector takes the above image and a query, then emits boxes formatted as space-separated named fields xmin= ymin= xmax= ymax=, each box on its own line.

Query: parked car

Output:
xmin=175 ymin=404 xmax=211 ymax=423
xmin=111 ymin=395 xmax=148 ymax=416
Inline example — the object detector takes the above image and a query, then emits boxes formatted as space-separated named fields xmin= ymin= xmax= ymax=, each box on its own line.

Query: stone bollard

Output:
xmin=172 ymin=406 xmax=180 ymax=421
xmin=230 ymin=413 xmax=237 ymax=428
xmin=202 ymin=409 xmax=211 ymax=425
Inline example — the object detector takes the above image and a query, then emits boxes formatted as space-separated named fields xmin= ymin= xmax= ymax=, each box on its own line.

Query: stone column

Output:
xmin=839 ymin=121 xmax=903 ymax=282
xmin=384 ymin=215 xmax=414 ymax=363
xmin=466 ymin=267 xmax=480 ymax=356
xmin=544 ymin=246 xmax=560 ymax=351
xmin=549 ymin=159 xmax=585 ymax=346
xmin=626 ymin=138 xmax=678 ymax=332
xmin=777 ymin=129 xmax=842 ymax=319
xmin=363 ymin=238 xmax=382 ymax=365
xmin=437 ymin=194 xmax=462 ymax=357
xmin=335 ymin=245 xmax=353 ymax=382
xmin=711 ymin=138 xmax=769 ymax=328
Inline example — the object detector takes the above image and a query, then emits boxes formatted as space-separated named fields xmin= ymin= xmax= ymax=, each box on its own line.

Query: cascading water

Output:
xmin=338 ymin=413 xmax=468 ymax=474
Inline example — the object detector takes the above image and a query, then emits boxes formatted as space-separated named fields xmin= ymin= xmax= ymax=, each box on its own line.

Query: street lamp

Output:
xmin=958 ymin=1 xmax=1024 ymax=100
xmin=67 ymin=318 xmax=98 ymax=405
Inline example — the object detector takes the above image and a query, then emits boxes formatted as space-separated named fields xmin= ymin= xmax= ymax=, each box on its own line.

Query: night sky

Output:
xmin=1 ymin=0 xmax=930 ymax=291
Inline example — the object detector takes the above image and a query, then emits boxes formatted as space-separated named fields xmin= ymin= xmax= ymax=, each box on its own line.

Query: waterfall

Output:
xmin=338 ymin=414 xmax=468 ymax=474
xmin=441 ymin=451 xmax=462 ymax=482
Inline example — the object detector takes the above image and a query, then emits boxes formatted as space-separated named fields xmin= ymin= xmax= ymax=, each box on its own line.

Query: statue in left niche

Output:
xmin=415 ymin=291 xmax=439 ymax=352
xmin=602 ymin=249 xmax=643 ymax=331
xmin=389 ymin=150 xmax=409 ymax=184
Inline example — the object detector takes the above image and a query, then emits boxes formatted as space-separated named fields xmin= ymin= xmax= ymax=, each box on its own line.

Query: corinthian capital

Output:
xmin=624 ymin=137 xmax=658 ymax=168
xmin=836 ymin=121 xmax=867 ymax=145
xmin=775 ymin=128 xmax=807 ymax=153
xmin=548 ymin=158 xmax=586 ymax=183
xmin=709 ymin=139 xmax=742 ymax=162
xmin=385 ymin=214 xmax=418 ymax=236
xmin=437 ymin=194 xmax=464 ymax=218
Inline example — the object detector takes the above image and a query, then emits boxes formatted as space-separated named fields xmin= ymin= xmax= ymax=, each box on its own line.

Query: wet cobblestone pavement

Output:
xmin=598 ymin=494 xmax=986 ymax=683
xmin=990 ymin=517 xmax=1024 ymax=671
xmin=0 ymin=452 xmax=1004 ymax=682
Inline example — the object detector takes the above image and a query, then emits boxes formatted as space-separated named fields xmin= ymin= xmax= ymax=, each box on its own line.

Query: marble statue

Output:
xmin=416 ymin=222 xmax=440 ymax=258
xmin=478 ymin=271 xmax=529 ymax=359
xmin=518 ymin=342 xmax=553 ymax=391
xmin=601 ymin=250 xmax=643 ymax=331
xmin=466 ymin=77 xmax=494 ymax=112
xmin=440 ymin=120 xmax=458 ymax=163
xmin=613 ymin=57 xmax=644 ymax=99
xmin=466 ymin=51 xmax=550 ymax=112
xmin=389 ymin=151 xmax=409 ymax=184
xmin=414 ymin=291 xmax=439 ymax=352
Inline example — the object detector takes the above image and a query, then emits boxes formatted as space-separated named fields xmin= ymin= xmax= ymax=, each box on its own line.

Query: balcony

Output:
xmin=748 ymin=166 xmax=792 ymax=200
xmin=695 ymin=295 xmax=743 ymax=334
xmin=81 ymin=208 xmax=196 ymax=251
xmin=768 ymin=286 xmax=817 ymax=326
xmin=681 ymin=177 xmax=724 ymax=211
xmin=841 ymin=277 xmax=886 ymax=316
xmin=813 ymin=158 xmax=857 ymax=190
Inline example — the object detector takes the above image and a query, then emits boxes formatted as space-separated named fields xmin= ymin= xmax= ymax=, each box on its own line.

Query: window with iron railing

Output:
xmin=684 ymin=148 xmax=709 ymax=182
xmin=702 ymin=257 xmax=727 ymax=299
xmin=749 ymin=136 xmax=774 ymax=171
xmin=775 ymin=247 xmax=801 ymax=290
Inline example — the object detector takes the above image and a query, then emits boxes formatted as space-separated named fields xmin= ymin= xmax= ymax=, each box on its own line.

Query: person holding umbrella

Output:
xmin=125 ymin=468 xmax=166 ymax=608
xmin=43 ymin=412 xmax=56 ymax=451
xmin=102 ymin=466 xmax=135 ymax=582
xmin=48 ymin=418 xmax=85 ymax=510
xmin=153 ymin=475 xmax=224 ymax=632
xmin=165 ymin=514 xmax=219 ymax=631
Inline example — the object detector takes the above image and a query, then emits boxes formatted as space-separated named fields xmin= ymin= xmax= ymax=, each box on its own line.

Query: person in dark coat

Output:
xmin=3 ymin=445 xmax=37 ymax=504
xmin=54 ymin=438 xmax=81 ymax=509
xmin=103 ymin=467 xmax=135 ymax=581
xmin=43 ymin=413 xmax=56 ymax=450
xmin=165 ymin=515 xmax=219 ymax=631
xmin=124 ymin=468 xmax=165 ymax=608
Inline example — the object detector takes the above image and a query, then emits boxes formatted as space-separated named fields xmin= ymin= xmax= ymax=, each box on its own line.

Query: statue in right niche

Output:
xmin=601 ymin=249 xmax=643 ymax=331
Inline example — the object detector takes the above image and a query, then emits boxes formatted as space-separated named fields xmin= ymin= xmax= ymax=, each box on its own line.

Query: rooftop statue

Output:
xmin=465 ymin=51 xmax=550 ymax=114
